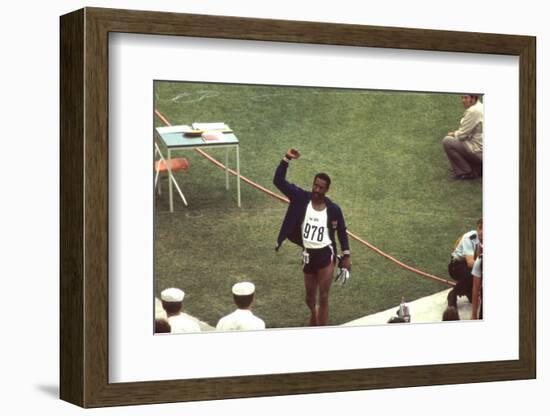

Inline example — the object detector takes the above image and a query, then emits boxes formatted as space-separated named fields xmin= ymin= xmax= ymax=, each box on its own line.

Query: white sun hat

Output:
xmin=232 ymin=282 xmax=255 ymax=296
xmin=160 ymin=287 xmax=185 ymax=302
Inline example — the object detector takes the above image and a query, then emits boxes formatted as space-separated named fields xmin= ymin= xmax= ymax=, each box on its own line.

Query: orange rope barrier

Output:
xmin=154 ymin=109 xmax=455 ymax=287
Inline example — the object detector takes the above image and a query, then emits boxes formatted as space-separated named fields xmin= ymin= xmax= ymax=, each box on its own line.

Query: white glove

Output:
xmin=335 ymin=267 xmax=350 ymax=286
xmin=334 ymin=255 xmax=351 ymax=286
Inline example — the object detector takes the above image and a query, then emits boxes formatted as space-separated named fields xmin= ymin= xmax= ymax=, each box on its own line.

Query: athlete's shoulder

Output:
xmin=324 ymin=196 xmax=337 ymax=208
xmin=326 ymin=198 xmax=344 ymax=215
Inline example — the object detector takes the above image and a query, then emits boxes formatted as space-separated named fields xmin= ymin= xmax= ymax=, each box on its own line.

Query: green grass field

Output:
xmin=154 ymin=81 xmax=482 ymax=328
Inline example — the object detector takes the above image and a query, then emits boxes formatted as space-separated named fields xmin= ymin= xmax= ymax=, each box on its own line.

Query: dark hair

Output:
xmin=314 ymin=173 xmax=331 ymax=189
xmin=155 ymin=318 xmax=171 ymax=333
xmin=233 ymin=293 xmax=254 ymax=309
xmin=442 ymin=306 xmax=460 ymax=321
xmin=162 ymin=300 xmax=182 ymax=315
xmin=464 ymin=94 xmax=480 ymax=102
xmin=476 ymin=217 xmax=483 ymax=228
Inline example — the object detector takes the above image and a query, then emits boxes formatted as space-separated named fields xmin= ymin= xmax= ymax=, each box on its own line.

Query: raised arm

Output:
xmin=273 ymin=149 xmax=303 ymax=200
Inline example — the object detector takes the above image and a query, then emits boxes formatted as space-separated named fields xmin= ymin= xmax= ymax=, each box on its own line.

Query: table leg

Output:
xmin=168 ymin=148 xmax=174 ymax=213
xmin=225 ymin=148 xmax=229 ymax=190
xmin=236 ymin=145 xmax=241 ymax=208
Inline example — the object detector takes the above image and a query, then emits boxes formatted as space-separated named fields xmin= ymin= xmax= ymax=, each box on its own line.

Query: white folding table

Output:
xmin=155 ymin=126 xmax=241 ymax=212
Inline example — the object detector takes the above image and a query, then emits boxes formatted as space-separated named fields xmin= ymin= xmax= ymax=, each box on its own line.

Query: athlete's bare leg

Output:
xmin=317 ymin=262 xmax=335 ymax=326
xmin=304 ymin=272 xmax=319 ymax=326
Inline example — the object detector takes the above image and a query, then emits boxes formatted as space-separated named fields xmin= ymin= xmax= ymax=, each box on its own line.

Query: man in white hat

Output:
xmin=160 ymin=287 xmax=201 ymax=333
xmin=216 ymin=282 xmax=266 ymax=331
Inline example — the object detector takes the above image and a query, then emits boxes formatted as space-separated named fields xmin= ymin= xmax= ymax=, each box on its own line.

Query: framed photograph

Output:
xmin=60 ymin=7 xmax=536 ymax=408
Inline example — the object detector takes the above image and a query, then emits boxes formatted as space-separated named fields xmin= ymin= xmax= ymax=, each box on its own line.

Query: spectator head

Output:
xmin=461 ymin=94 xmax=480 ymax=109
xmin=161 ymin=287 xmax=185 ymax=316
xmin=155 ymin=318 xmax=171 ymax=333
xmin=232 ymin=282 xmax=255 ymax=310
xmin=442 ymin=306 xmax=460 ymax=321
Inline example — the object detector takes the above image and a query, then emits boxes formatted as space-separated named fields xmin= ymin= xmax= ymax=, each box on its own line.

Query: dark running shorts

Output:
xmin=303 ymin=245 xmax=334 ymax=274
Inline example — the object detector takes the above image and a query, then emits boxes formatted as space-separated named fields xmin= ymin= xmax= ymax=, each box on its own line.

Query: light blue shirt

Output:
xmin=472 ymin=256 xmax=483 ymax=278
xmin=452 ymin=230 xmax=480 ymax=260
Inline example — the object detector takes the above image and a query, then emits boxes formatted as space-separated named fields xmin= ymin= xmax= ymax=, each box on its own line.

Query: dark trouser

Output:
xmin=442 ymin=136 xmax=483 ymax=177
xmin=447 ymin=258 xmax=473 ymax=307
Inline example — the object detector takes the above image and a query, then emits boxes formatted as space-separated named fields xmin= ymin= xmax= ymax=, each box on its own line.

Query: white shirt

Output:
xmin=167 ymin=313 xmax=201 ymax=333
xmin=301 ymin=201 xmax=332 ymax=249
xmin=455 ymin=100 xmax=483 ymax=153
xmin=216 ymin=309 xmax=266 ymax=331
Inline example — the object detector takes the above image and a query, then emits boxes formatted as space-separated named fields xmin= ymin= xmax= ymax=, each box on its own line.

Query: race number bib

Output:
xmin=303 ymin=222 xmax=326 ymax=243
xmin=302 ymin=202 xmax=332 ymax=248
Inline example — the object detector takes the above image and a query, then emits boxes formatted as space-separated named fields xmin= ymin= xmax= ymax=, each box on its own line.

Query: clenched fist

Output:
xmin=285 ymin=148 xmax=301 ymax=160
